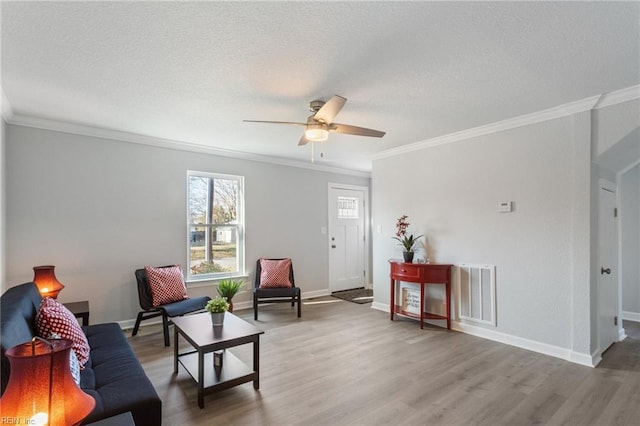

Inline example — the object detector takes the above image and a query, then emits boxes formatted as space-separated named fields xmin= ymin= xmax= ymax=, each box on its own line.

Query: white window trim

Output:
xmin=186 ymin=170 xmax=245 ymax=283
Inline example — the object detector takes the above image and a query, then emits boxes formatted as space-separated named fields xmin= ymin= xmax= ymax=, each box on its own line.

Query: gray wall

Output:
xmin=372 ymin=116 xmax=581 ymax=350
xmin=372 ymin=98 xmax=640 ymax=365
xmin=621 ymin=164 xmax=640 ymax=317
xmin=4 ymin=124 xmax=370 ymax=324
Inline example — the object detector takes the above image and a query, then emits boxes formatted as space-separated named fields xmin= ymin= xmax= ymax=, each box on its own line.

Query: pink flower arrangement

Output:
xmin=393 ymin=215 xmax=422 ymax=253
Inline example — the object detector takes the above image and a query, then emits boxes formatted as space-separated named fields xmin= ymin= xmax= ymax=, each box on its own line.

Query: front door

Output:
xmin=328 ymin=185 xmax=367 ymax=292
xmin=598 ymin=181 xmax=619 ymax=354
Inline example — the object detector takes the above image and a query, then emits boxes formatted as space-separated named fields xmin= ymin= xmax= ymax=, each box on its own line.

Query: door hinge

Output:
xmin=614 ymin=316 xmax=618 ymax=326
xmin=363 ymin=270 xmax=366 ymax=277
xmin=614 ymin=208 xmax=618 ymax=218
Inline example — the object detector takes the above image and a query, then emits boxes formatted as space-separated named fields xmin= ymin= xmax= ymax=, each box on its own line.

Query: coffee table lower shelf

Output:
xmin=177 ymin=350 xmax=257 ymax=391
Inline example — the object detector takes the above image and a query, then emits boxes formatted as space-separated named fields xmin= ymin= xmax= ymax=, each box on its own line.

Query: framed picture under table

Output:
xmin=401 ymin=287 xmax=421 ymax=315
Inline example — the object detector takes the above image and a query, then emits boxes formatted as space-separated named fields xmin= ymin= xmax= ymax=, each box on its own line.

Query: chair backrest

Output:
xmin=254 ymin=258 xmax=296 ymax=289
xmin=134 ymin=265 xmax=176 ymax=310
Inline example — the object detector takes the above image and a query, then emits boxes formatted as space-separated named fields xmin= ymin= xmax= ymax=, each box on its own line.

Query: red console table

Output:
xmin=389 ymin=260 xmax=453 ymax=330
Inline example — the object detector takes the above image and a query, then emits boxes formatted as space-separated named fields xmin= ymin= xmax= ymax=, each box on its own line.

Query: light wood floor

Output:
xmin=128 ymin=297 xmax=640 ymax=426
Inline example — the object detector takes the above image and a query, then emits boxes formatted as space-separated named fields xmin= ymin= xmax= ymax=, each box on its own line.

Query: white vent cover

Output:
xmin=458 ymin=264 xmax=496 ymax=326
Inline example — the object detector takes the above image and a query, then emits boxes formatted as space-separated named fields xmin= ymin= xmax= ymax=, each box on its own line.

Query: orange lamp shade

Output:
xmin=0 ymin=338 xmax=95 ymax=426
xmin=32 ymin=265 xmax=65 ymax=299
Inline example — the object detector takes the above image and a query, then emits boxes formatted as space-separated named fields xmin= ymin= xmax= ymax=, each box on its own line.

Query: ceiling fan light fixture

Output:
xmin=305 ymin=123 xmax=329 ymax=141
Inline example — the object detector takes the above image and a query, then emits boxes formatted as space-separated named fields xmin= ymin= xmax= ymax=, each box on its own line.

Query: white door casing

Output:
xmin=598 ymin=180 xmax=619 ymax=355
xmin=328 ymin=184 xmax=367 ymax=292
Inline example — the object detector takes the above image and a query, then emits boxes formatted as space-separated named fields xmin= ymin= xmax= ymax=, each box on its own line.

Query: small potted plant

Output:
xmin=393 ymin=215 xmax=423 ymax=263
xmin=216 ymin=279 xmax=245 ymax=313
xmin=206 ymin=296 xmax=229 ymax=326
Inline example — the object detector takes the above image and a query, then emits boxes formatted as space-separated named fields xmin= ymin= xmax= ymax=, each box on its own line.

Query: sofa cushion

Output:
xmin=36 ymin=297 xmax=90 ymax=368
xmin=145 ymin=265 xmax=188 ymax=307
xmin=81 ymin=323 xmax=162 ymax=426
xmin=259 ymin=258 xmax=293 ymax=288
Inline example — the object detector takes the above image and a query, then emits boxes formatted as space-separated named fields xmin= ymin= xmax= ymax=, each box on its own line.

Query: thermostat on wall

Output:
xmin=499 ymin=201 xmax=513 ymax=213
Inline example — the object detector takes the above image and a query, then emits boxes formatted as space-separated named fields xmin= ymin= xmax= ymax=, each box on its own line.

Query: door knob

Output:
xmin=601 ymin=267 xmax=611 ymax=275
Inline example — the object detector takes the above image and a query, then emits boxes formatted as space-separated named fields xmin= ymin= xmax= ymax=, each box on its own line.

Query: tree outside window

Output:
xmin=187 ymin=171 xmax=244 ymax=281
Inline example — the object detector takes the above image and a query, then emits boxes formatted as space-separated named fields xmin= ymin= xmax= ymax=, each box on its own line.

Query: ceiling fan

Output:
xmin=243 ymin=95 xmax=385 ymax=146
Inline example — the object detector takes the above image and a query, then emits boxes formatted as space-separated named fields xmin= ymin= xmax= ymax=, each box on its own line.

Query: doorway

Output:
xmin=598 ymin=179 xmax=619 ymax=354
xmin=328 ymin=184 xmax=368 ymax=293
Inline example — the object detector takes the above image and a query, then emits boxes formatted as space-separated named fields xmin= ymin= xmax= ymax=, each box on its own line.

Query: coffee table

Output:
xmin=172 ymin=312 xmax=264 ymax=408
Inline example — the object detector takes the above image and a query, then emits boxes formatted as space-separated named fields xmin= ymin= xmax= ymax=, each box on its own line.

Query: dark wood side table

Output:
xmin=389 ymin=260 xmax=453 ymax=330
xmin=173 ymin=312 xmax=264 ymax=408
xmin=63 ymin=300 xmax=90 ymax=326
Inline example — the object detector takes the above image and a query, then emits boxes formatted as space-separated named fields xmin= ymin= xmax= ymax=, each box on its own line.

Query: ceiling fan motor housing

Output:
xmin=309 ymin=99 xmax=326 ymax=113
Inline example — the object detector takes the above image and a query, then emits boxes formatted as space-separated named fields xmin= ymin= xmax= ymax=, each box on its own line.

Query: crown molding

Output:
xmin=6 ymin=114 xmax=371 ymax=178
xmin=374 ymin=85 xmax=640 ymax=161
xmin=594 ymin=85 xmax=640 ymax=109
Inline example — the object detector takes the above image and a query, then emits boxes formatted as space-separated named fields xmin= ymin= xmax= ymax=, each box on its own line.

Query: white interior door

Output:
xmin=598 ymin=181 xmax=619 ymax=354
xmin=329 ymin=186 xmax=366 ymax=292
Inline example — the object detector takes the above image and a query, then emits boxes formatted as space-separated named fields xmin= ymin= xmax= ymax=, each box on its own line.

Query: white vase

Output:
xmin=210 ymin=312 xmax=225 ymax=326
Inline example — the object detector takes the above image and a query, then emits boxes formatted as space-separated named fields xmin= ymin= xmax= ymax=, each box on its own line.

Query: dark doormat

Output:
xmin=331 ymin=288 xmax=374 ymax=304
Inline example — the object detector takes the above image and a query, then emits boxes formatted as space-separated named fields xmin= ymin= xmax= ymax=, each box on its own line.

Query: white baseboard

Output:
xmin=618 ymin=327 xmax=628 ymax=342
xmin=370 ymin=302 xmax=596 ymax=367
xmin=452 ymin=322 xmax=595 ymax=367
xmin=371 ymin=301 xmax=388 ymax=313
xmin=622 ymin=311 xmax=640 ymax=323
xmin=303 ymin=289 xmax=332 ymax=299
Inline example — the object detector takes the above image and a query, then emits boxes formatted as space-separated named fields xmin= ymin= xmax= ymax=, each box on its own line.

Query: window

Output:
xmin=187 ymin=171 xmax=244 ymax=281
xmin=337 ymin=196 xmax=359 ymax=219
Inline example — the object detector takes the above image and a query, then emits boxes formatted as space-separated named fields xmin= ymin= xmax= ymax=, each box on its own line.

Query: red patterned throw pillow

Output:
xmin=259 ymin=258 xmax=293 ymax=288
xmin=145 ymin=265 xmax=189 ymax=307
xmin=36 ymin=297 xmax=90 ymax=368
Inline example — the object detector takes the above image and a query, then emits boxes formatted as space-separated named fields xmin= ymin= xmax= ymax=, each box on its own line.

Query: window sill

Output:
xmin=186 ymin=274 xmax=249 ymax=289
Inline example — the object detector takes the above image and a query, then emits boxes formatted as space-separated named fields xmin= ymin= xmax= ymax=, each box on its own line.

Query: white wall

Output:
xmin=373 ymin=117 xmax=582 ymax=351
xmin=4 ymin=124 xmax=370 ymax=324
xmin=372 ymin=93 xmax=640 ymax=365
xmin=621 ymin=164 xmax=640 ymax=318
xmin=594 ymin=99 xmax=640 ymax=157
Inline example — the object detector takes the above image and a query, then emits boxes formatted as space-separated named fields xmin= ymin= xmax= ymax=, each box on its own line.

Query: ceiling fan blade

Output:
xmin=298 ymin=134 xmax=311 ymax=146
xmin=330 ymin=123 xmax=386 ymax=138
xmin=313 ymin=95 xmax=347 ymax=124
xmin=243 ymin=120 xmax=307 ymax=126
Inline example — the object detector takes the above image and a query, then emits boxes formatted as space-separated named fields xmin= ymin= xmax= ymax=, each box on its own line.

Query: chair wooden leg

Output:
xmin=162 ymin=314 xmax=170 ymax=347
xmin=132 ymin=312 xmax=145 ymax=336
xmin=297 ymin=294 xmax=301 ymax=318
xmin=254 ymin=295 xmax=258 ymax=320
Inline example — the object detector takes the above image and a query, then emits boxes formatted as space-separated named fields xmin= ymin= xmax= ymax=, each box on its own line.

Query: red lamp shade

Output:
xmin=0 ymin=338 xmax=95 ymax=426
xmin=33 ymin=266 xmax=65 ymax=299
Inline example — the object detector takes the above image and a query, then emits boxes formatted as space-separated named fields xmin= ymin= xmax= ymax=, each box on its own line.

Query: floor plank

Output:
xmin=128 ymin=298 xmax=640 ymax=425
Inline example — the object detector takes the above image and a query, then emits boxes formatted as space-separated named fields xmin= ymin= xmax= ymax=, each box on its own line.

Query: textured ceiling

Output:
xmin=2 ymin=1 xmax=639 ymax=172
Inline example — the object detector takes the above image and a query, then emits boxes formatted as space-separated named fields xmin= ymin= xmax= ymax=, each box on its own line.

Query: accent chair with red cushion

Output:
xmin=253 ymin=258 xmax=301 ymax=320
xmin=132 ymin=265 xmax=211 ymax=346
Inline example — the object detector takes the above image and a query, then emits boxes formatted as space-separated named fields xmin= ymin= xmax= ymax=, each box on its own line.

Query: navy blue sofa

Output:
xmin=1 ymin=282 xmax=162 ymax=425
